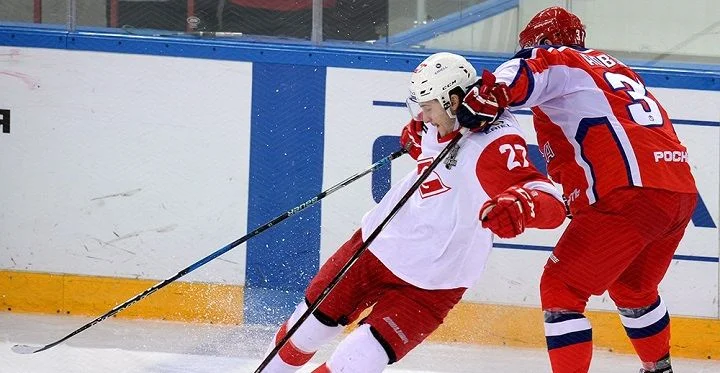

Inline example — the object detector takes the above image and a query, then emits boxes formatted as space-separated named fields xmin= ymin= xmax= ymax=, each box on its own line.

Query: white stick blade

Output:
xmin=11 ymin=344 xmax=42 ymax=354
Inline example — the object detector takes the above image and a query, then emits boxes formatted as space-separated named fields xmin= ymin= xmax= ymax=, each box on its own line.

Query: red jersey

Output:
xmin=493 ymin=46 xmax=697 ymax=213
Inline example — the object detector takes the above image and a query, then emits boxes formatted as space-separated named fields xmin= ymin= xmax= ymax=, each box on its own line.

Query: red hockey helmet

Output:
xmin=518 ymin=7 xmax=586 ymax=48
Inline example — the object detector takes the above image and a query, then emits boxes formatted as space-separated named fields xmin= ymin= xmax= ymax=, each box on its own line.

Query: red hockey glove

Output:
xmin=400 ymin=118 xmax=424 ymax=160
xmin=457 ymin=70 xmax=511 ymax=132
xmin=479 ymin=186 xmax=536 ymax=238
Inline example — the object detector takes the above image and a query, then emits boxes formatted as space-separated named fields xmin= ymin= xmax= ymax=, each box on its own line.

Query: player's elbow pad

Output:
xmin=528 ymin=191 xmax=566 ymax=229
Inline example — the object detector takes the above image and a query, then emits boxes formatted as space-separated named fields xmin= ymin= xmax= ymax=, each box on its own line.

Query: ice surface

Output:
xmin=1 ymin=313 xmax=718 ymax=372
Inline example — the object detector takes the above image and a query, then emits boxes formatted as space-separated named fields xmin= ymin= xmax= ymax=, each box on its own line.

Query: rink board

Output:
xmin=0 ymin=28 xmax=718 ymax=359
xmin=0 ymin=48 xmax=252 ymax=285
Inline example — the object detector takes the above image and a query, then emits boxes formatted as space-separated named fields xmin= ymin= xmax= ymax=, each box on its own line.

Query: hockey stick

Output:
xmin=11 ymin=148 xmax=407 ymax=355
xmin=255 ymin=130 xmax=467 ymax=373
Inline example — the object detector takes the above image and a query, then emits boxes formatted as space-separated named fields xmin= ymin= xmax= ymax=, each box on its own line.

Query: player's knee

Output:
xmin=325 ymin=324 xmax=389 ymax=373
xmin=616 ymin=296 xmax=665 ymax=319
xmin=286 ymin=301 xmax=344 ymax=352
xmin=609 ymin=286 xmax=659 ymax=309
xmin=543 ymin=309 xmax=583 ymax=323
xmin=539 ymin=270 xmax=588 ymax=312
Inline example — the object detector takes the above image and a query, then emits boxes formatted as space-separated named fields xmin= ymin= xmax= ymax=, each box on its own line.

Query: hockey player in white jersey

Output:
xmin=261 ymin=52 xmax=567 ymax=373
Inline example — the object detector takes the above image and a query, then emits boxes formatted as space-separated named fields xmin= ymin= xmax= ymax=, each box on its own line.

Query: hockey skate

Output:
xmin=639 ymin=354 xmax=672 ymax=373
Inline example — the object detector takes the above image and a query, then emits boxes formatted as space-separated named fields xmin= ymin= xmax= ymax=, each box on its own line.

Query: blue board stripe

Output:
xmin=493 ymin=243 xmax=719 ymax=263
xmin=672 ymin=119 xmax=720 ymax=127
xmin=245 ymin=63 xmax=326 ymax=325
xmin=512 ymin=109 xmax=719 ymax=127
xmin=372 ymin=136 xmax=403 ymax=203
xmin=373 ymin=100 xmax=407 ymax=108
xmin=371 ymin=102 xmax=720 ymax=127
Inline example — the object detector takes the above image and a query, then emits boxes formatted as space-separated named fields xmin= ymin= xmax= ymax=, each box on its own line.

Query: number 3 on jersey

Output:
xmin=604 ymin=72 xmax=663 ymax=126
xmin=499 ymin=143 xmax=529 ymax=170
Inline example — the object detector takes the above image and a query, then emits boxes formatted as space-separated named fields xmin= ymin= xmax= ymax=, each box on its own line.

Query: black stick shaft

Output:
xmin=15 ymin=149 xmax=406 ymax=354
xmin=255 ymin=131 xmax=466 ymax=372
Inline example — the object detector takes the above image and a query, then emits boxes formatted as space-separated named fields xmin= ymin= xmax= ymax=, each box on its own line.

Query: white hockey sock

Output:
xmin=325 ymin=324 xmax=389 ymax=373
xmin=263 ymin=301 xmax=344 ymax=372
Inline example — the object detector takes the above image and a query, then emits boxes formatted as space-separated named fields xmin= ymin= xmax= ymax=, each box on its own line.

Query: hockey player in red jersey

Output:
xmin=260 ymin=52 xmax=567 ymax=373
xmin=456 ymin=7 xmax=698 ymax=373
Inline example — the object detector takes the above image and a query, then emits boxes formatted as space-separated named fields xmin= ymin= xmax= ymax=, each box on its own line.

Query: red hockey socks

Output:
xmin=263 ymin=301 xmax=343 ymax=372
xmin=618 ymin=297 xmax=671 ymax=367
xmin=544 ymin=312 xmax=593 ymax=373
xmin=274 ymin=320 xmax=316 ymax=367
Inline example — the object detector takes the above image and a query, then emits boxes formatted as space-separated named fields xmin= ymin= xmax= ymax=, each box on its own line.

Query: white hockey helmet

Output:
xmin=407 ymin=52 xmax=478 ymax=121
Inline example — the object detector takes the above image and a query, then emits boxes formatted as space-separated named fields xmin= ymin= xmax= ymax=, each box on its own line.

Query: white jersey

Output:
xmin=361 ymin=111 xmax=561 ymax=290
